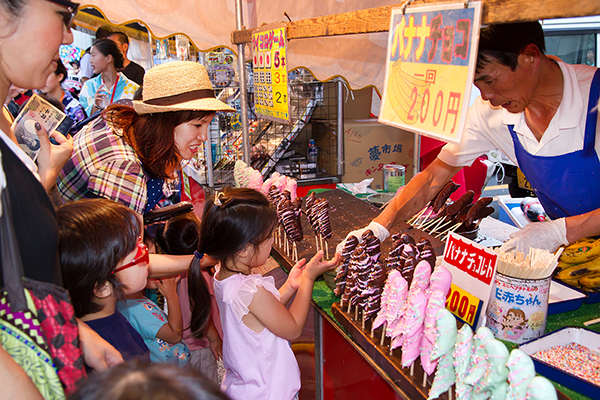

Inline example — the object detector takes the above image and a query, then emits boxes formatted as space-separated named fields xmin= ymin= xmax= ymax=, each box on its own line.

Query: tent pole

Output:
xmin=337 ymin=79 xmax=344 ymax=178
xmin=235 ymin=0 xmax=250 ymax=164
xmin=146 ymin=26 xmax=154 ymax=68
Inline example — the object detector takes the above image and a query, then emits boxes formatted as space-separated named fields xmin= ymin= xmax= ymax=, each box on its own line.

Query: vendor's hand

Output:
xmin=499 ymin=217 xmax=568 ymax=254
xmin=335 ymin=221 xmax=390 ymax=255
xmin=34 ymin=123 xmax=73 ymax=191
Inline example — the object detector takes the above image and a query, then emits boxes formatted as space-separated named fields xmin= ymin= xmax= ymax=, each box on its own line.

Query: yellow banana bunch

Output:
xmin=579 ymin=272 xmax=600 ymax=291
xmin=559 ymin=237 xmax=600 ymax=264
xmin=554 ymin=252 xmax=600 ymax=291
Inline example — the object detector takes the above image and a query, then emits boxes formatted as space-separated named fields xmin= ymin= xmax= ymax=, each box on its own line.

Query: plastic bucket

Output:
xmin=486 ymin=272 xmax=551 ymax=344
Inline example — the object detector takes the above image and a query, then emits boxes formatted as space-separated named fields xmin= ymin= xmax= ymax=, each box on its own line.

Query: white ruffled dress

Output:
xmin=213 ymin=273 xmax=301 ymax=400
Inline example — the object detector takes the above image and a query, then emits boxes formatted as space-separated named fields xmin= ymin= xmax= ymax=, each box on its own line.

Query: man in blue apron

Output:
xmin=343 ymin=22 xmax=599 ymax=254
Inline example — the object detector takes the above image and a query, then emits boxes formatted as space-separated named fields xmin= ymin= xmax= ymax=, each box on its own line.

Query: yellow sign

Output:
xmin=446 ymin=283 xmax=483 ymax=326
xmin=517 ymin=168 xmax=533 ymax=191
xmin=252 ymin=24 xmax=290 ymax=124
xmin=380 ymin=3 xmax=482 ymax=143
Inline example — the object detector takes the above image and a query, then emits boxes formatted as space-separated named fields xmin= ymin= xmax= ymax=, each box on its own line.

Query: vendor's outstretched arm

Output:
xmin=374 ymin=158 xmax=461 ymax=232
xmin=565 ymin=209 xmax=600 ymax=243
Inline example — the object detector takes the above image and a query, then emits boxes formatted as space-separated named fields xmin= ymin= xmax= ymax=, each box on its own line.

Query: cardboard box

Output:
xmin=342 ymin=120 xmax=414 ymax=190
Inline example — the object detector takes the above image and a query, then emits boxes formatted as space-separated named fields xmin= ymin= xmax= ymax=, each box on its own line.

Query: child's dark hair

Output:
xmin=188 ymin=187 xmax=277 ymax=337
xmin=57 ymin=199 xmax=141 ymax=318
xmin=67 ymin=360 xmax=231 ymax=400
xmin=155 ymin=212 xmax=201 ymax=255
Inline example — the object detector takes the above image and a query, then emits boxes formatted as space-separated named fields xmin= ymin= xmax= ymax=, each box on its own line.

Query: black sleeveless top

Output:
xmin=0 ymin=138 xmax=62 ymax=286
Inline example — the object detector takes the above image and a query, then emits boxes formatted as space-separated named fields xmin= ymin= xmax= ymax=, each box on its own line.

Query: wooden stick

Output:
xmin=417 ymin=209 xmax=435 ymax=228
xmin=325 ymin=240 xmax=329 ymax=260
xmin=429 ymin=217 xmax=451 ymax=234
xmin=319 ymin=234 xmax=324 ymax=253
xmin=379 ymin=322 xmax=387 ymax=346
xmin=410 ymin=363 xmax=414 ymax=376
xmin=419 ymin=215 xmax=444 ymax=230
xmin=354 ymin=305 xmax=359 ymax=321
xmin=448 ymin=388 xmax=453 ymax=400
xmin=422 ymin=372 xmax=427 ymax=387
xmin=315 ymin=234 xmax=319 ymax=250
xmin=434 ymin=222 xmax=462 ymax=239
xmin=407 ymin=206 xmax=428 ymax=225
xmin=362 ymin=313 xmax=366 ymax=330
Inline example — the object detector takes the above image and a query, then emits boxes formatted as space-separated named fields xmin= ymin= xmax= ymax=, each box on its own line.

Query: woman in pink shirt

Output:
xmin=188 ymin=188 xmax=339 ymax=400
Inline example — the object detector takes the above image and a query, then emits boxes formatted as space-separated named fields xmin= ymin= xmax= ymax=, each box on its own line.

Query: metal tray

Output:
xmin=520 ymin=327 xmax=600 ymax=399
xmin=548 ymin=280 xmax=587 ymax=315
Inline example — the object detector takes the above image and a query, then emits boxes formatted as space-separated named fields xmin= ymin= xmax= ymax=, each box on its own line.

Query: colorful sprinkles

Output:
xmin=531 ymin=342 xmax=600 ymax=386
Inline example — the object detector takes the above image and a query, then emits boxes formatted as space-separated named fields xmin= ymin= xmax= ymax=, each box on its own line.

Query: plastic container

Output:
xmin=96 ymin=84 xmax=110 ymax=109
xmin=382 ymin=164 xmax=405 ymax=193
xmin=486 ymin=272 xmax=552 ymax=344
xmin=308 ymin=139 xmax=318 ymax=164
xmin=520 ymin=197 xmax=548 ymax=222
xmin=520 ymin=327 xmax=600 ymax=399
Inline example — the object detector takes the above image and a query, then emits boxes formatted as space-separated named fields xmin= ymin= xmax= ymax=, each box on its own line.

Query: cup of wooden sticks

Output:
xmin=485 ymin=247 xmax=563 ymax=344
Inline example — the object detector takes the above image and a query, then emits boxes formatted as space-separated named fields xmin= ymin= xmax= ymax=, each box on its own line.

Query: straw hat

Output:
xmin=133 ymin=61 xmax=235 ymax=114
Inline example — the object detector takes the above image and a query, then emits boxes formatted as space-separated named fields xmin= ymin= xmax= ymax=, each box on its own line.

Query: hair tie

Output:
xmin=194 ymin=251 xmax=204 ymax=260
xmin=214 ymin=191 xmax=225 ymax=206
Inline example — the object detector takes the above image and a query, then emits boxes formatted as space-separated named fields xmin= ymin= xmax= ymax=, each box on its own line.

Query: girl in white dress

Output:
xmin=188 ymin=188 xmax=339 ymax=400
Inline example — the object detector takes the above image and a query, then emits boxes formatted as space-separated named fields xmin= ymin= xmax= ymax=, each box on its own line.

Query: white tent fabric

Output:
xmin=83 ymin=0 xmax=399 ymax=91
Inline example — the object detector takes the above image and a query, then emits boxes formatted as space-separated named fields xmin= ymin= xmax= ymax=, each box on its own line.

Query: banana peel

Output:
xmin=555 ymin=257 xmax=600 ymax=280
xmin=579 ymin=272 xmax=600 ymax=289
xmin=559 ymin=237 xmax=600 ymax=264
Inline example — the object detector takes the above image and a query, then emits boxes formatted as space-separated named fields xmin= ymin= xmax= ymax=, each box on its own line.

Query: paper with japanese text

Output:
xmin=379 ymin=2 xmax=482 ymax=143
xmin=252 ymin=23 xmax=290 ymax=124
xmin=441 ymin=232 xmax=498 ymax=329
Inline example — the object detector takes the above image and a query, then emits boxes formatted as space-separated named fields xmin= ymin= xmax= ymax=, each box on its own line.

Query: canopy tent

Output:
xmin=80 ymin=0 xmax=600 ymax=92
xmin=82 ymin=0 xmax=400 ymax=92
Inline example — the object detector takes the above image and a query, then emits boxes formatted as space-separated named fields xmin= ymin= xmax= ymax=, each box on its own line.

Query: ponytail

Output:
xmin=187 ymin=256 xmax=211 ymax=338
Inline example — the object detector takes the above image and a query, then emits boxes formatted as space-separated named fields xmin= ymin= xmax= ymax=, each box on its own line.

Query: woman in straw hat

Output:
xmin=59 ymin=60 xmax=234 ymax=216
xmin=59 ymin=61 xmax=232 ymax=285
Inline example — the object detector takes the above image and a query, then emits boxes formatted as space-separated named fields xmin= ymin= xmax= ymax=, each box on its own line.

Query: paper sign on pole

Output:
xmin=441 ymin=232 xmax=497 ymax=329
xmin=252 ymin=24 xmax=290 ymax=124
xmin=379 ymin=2 xmax=482 ymax=143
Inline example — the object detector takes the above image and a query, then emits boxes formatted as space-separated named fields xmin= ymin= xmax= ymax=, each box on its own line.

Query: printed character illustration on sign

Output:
xmin=501 ymin=308 xmax=528 ymax=341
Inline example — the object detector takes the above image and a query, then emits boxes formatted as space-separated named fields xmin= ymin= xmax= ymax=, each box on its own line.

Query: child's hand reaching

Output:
xmin=156 ymin=275 xmax=181 ymax=300
xmin=304 ymin=251 xmax=341 ymax=282
xmin=287 ymin=258 xmax=307 ymax=291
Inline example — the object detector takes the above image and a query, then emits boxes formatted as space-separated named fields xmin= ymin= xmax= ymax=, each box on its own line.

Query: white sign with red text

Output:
xmin=441 ymin=232 xmax=498 ymax=329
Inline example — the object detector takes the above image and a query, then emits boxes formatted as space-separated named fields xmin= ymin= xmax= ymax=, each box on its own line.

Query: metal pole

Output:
xmin=413 ymin=133 xmax=421 ymax=177
xmin=336 ymin=79 xmax=344 ymax=178
xmin=146 ymin=26 xmax=154 ymax=68
xmin=205 ymin=140 xmax=214 ymax=188
xmin=235 ymin=0 xmax=250 ymax=164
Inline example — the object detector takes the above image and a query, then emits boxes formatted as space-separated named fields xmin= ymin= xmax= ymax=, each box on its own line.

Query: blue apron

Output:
xmin=508 ymin=68 xmax=600 ymax=219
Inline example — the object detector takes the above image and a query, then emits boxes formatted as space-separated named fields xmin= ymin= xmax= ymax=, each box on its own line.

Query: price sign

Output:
xmin=379 ymin=2 xmax=482 ymax=143
xmin=252 ymin=24 xmax=290 ymax=124
xmin=441 ymin=232 xmax=497 ymax=329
